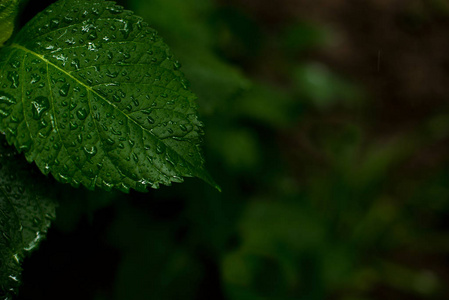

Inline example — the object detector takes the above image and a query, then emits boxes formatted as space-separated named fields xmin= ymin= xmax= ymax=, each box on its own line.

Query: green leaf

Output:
xmin=0 ymin=0 xmax=219 ymax=192
xmin=0 ymin=137 xmax=56 ymax=299
xmin=0 ymin=0 xmax=19 ymax=46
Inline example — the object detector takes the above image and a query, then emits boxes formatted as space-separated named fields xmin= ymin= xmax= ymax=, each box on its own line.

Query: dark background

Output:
xmin=15 ymin=0 xmax=449 ymax=299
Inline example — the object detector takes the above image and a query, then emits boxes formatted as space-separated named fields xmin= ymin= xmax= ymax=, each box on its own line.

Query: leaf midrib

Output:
xmin=9 ymin=43 xmax=195 ymax=179
xmin=11 ymin=43 xmax=155 ymax=134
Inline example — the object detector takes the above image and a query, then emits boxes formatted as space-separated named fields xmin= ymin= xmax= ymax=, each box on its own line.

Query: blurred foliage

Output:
xmin=13 ymin=0 xmax=449 ymax=299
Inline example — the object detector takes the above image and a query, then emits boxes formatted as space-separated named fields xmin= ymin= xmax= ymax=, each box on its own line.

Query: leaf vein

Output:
xmin=10 ymin=43 xmax=196 ymax=181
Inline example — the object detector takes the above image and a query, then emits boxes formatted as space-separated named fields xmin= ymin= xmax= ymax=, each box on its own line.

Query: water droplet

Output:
xmin=180 ymin=79 xmax=189 ymax=90
xmin=31 ymin=96 xmax=50 ymax=120
xmin=87 ymin=42 xmax=97 ymax=52
xmin=30 ymin=73 xmax=41 ymax=84
xmin=106 ymin=5 xmax=124 ymax=14
xmin=88 ymin=31 xmax=98 ymax=40
xmin=71 ymin=58 xmax=80 ymax=70
xmin=120 ymin=20 xmax=133 ymax=39
xmin=69 ymin=121 xmax=78 ymax=130
xmin=59 ymin=83 xmax=70 ymax=97
xmin=64 ymin=16 xmax=73 ymax=23
xmin=111 ymin=127 xmax=122 ymax=135
xmin=0 ymin=91 xmax=16 ymax=105
xmin=7 ymin=71 xmax=19 ymax=89
xmin=50 ymin=18 xmax=60 ymax=29
xmin=147 ymin=116 xmax=154 ymax=124
xmin=131 ymin=96 xmax=139 ymax=107
xmin=76 ymin=108 xmax=88 ymax=120
xmin=106 ymin=70 xmax=118 ymax=78
xmin=65 ymin=37 xmax=76 ymax=45
xmin=10 ymin=60 xmax=20 ymax=69
xmin=173 ymin=61 xmax=181 ymax=70
xmin=84 ymin=145 xmax=97 ymax=157
xmin=9 ymin=115 xmax=19 ymax=122
xmin=19 ymin=140 xmax=32 ymax=152
xmin=92 ymin=7 xmax=100 ymax=15
xmin=172 ymin=176 xmax=183 ymax=183
xmin=0 ymin=109 xmax=10 ymax=117
xmin=112 ymin=95 xmax=121 ymax=102
xmin=156 ymin=143 xmax=165 ymax=154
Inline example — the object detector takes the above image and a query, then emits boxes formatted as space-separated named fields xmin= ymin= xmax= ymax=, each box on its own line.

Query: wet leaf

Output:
xmin=0 ymin=137 xmax=56 ymax=299
xmin=0 ymin=0 xmax=218 ymax=192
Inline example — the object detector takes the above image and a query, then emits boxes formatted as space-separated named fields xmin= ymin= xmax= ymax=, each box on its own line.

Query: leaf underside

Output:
xmin=0 ymin=137 xmax=56 ymax=300
xmin=0 ymin=0 xmax=218 ymax=192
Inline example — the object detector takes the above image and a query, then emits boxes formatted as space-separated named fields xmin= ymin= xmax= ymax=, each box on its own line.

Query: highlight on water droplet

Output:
xmin=0 ymin=91 xmax=17 ymax=106
xmin=84 ymin=145 xmax=98 ymax=157
xmin=7 ymin=71 xmax=19 ymax=89
xmin=59 ymin=83 xmax=70 ymax=97
xmin=31 ymin=96 xmax=50 ymax=120
xmin=173 ymin=61 xmax=182 ymax=70
xmin=76 ymin=107 xmax=88 ymax=120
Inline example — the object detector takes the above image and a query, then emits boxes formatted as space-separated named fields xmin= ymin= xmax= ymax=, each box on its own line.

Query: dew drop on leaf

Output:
xmin=156 ymin=143 xmax=165 ymax=154
xmin=0 ymin=91 xmax=17 ymax=105
xmin=106 ymin=70 xmax=118 ymax=78
xmin=59 ymin=83 xmax=70 ymax=97
xmin=106 ymin=5 xmax=123 ymax=14
xmin=7 ymin=71 xmax=19 ymax=89
xmin=120 ymin=20 xmax=133 ymax=39
xmin=69 ymin=121 xmax=78 ymax=130
xmin=10 ymin=60 xmax=20 ymax=69
xmin=30 ymin=74 xmax=41 ymax=84
xmin=84 ymin=145 xmax=97 ymax=157
xmin=173 ymin=61 xmax=181 ymax=70
xmin=50 ymin=18 xmax=60 ymax=29
xmin=76 ymin=107 xmax=88 ymax=120
xmin=71 ymin=58 xmax=80 ymax=69
xmin=31 ymin=96 xmax=50 ymax=120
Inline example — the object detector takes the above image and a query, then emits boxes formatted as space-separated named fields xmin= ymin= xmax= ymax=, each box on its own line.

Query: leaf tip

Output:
xmin=199 ymin=170 xmax=221 ymax=192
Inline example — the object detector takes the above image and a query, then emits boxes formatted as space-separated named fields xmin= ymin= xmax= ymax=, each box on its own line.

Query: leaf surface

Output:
xmin=0 ymin=138 xmax=56 ymax=300
xmin=0 ymin=0 xmax=218 ymax=192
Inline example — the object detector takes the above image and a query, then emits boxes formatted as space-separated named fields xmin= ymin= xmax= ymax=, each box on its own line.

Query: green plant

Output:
xmin=0 ymin=0 xmax=218 ymax=298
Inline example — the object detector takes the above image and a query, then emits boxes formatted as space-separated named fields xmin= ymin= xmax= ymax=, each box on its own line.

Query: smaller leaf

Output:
xmin=0 ymin=136 xmax=56 ymax=299
xmin=0 ymin=0 xmax=19 ymax=46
